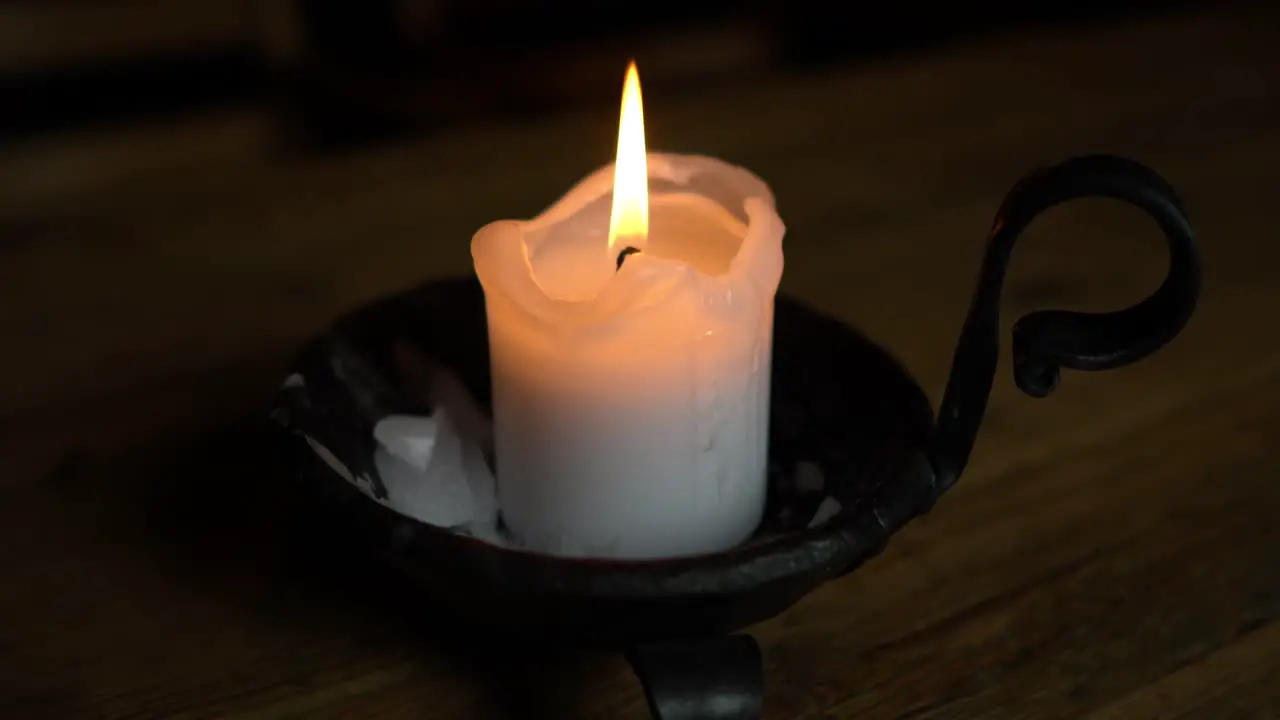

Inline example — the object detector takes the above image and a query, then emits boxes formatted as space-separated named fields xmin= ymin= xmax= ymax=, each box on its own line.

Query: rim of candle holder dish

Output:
xmin=298 ymin=431 xmax=926 ymax=599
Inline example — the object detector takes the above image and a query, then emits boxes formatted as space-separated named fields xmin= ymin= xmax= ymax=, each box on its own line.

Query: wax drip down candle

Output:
xmin=471 ymin=62 xmax=785 ymax=559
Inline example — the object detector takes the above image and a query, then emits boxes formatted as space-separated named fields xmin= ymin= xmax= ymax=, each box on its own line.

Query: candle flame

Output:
xmin=607 ymin=61 xmax=648 ymax=252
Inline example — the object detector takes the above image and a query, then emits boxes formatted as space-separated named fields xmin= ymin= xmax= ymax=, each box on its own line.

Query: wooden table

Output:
xmin=2 ymin=6 xmax=1278 ymax=718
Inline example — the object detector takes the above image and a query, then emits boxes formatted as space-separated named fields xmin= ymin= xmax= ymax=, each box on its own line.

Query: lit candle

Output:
xmin=471 ymin=63 xmax=785 ymax=559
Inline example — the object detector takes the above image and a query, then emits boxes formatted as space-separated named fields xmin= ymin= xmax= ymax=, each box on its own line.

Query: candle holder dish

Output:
xmin=269 ymin=155 xmax=1201 ymax=720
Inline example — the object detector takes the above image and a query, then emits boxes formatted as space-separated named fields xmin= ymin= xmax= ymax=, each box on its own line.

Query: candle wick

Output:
xmin=616 ymin=246 xmax=641 ymax=271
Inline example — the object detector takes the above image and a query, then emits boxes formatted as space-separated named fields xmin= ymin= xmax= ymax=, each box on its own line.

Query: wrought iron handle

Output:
xmin=930 ymin=155 xmax=1202 ymax=489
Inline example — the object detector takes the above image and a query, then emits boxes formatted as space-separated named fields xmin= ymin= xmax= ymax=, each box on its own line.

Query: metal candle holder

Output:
xmin=270 ymin=155 xmax=1201 ymax=720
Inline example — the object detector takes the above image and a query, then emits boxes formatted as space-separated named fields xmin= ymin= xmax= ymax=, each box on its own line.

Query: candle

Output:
xmin=471 ymin=63 xmax=785 ymax=559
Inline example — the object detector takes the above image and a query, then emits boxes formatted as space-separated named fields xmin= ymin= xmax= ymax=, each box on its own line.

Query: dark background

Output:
xmin=2 ymin=0 xmax=1203 ymax=146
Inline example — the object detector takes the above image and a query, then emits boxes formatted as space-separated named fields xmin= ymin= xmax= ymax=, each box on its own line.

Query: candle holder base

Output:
xmin=268 ymin=155 xmax=1201 ymax=719
xmin=271 ymin=275 xmax=936 ymax=646
xmin=627 ymin=634 xmax=763 ymax=720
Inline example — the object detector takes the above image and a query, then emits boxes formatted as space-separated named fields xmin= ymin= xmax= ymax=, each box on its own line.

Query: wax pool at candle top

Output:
xmin=643 ymin=193 xmax=745 ymax=275
xmin=526 ymin=191 xmax=745 ymax=301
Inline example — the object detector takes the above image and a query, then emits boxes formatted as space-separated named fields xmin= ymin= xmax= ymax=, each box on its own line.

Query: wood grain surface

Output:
xmin=1 ymin=5 xmax=1278 ymax=718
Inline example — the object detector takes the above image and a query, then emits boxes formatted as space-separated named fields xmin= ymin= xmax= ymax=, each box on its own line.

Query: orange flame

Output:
xmin=607 ymin=61 xmax=648 ymax=252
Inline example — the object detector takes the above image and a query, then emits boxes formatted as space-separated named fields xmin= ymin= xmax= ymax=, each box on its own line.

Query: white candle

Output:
xmin=471 ymin=64 xmax=784 ymax=559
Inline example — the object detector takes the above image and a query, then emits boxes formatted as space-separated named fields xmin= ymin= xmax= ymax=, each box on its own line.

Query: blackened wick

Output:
xmin=616 ymin=246 xmax=642 ymax=270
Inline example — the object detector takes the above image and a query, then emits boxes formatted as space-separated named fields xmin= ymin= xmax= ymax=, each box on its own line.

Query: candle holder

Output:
xmin=269 ymin=155 xmax=1200 ymax=720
